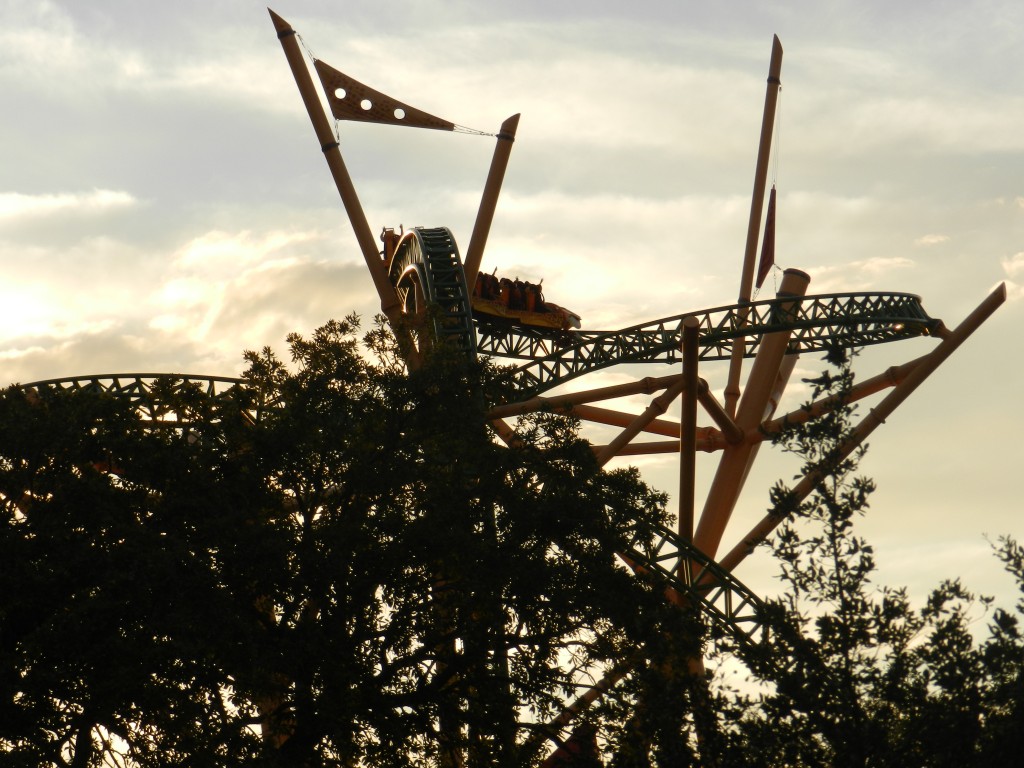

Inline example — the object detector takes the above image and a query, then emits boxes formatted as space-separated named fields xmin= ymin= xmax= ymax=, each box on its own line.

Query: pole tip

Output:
xmin=993 ymin=281 xmax=1008 ymax=303
xmin=500 ymin=113 xmax=521 ymax=134
xmin=268 ymin=8 xmax=291 ymax=34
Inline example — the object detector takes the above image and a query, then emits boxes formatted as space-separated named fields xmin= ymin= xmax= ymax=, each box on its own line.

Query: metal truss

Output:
xmin=478 ymin=291 xmax=939 ymax=396
xmin=623 ymin=521 xmax=768 ymax=648
xmin=391 ymin=226 xmax=477 ymax=355
xmin=21 ymin=374 xmax=249 ymax=423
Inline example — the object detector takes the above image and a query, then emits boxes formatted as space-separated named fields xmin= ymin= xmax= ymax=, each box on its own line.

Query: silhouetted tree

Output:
xmin=0 ymin=316 xmax=690 ymax=767
xmin=717 ymin=360 xmax=1024 ymax=768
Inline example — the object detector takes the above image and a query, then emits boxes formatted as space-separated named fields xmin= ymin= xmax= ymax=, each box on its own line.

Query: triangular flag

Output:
xmin=314 ymin=59 xmax=455 ymax=131
xmin=755 ymin=184 xmax=777 ymax=289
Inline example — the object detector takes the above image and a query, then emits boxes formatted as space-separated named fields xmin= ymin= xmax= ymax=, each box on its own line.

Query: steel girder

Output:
xmin=390 ymin=226 xmax=477 ymax=356
xmin=623 ymin=521 xmax=768 ymax=648
xmin=478 ymin=291 xmax=938 ymax=397
xmin=20 ymin=374 xmax=250 ymax=423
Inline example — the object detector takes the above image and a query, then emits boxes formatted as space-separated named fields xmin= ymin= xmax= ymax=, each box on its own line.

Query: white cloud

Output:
xmin=0 ymin=2 xmax=292 ymax=113
xmin=804 ymin=256 xmax=915 ymax=293
xmin=170 ymin=229 xmax=320 ymax=273
xmin=1002 ymin=253 xmax=1024 ymax=303
xmin=1002 ymin=252 xmax=1024 ymax=279
xmin=0 ymin=190 xmax=136 ymax=220
xmin=914 ymin=234 xmax=949 ymax=247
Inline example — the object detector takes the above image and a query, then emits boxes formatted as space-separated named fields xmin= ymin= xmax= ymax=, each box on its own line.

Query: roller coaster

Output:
xmin=16 ymin=11 xmax=1005 ymax=761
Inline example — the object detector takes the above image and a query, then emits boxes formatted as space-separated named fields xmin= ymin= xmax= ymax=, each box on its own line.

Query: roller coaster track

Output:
xmin=623 ymin=520 xmax=767 ymax=647
xmin=478 ymin=291 xmax=939 ymax=396
xmin=390 ymin=226 xmax=477 ymax=356
xmin=21 ymin=374 xmax=250 ymax=423
xmin=16 ymin=290 xmax=936 ymax=653
xmin=24 ymin=286 xmax=926 ymax=656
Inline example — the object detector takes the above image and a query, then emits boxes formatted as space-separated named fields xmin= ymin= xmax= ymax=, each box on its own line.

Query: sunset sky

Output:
xmin=2 ymin=0 xmax=1021 ymax=609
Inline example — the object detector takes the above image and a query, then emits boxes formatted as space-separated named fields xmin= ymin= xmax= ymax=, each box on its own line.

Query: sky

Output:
xmin=1 ymin=0 xmax=1022 ymax=616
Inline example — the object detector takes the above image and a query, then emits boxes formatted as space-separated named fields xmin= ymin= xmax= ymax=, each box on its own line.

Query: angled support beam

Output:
xmin=696 ymin=382 xmax=744 ymax=445
xmin=718 ymin=283 xmax=1007 ymax=574
xmin=486 ymin=374 xmax=681 ymax=420
xmin=489 ymin=417 xmax=523 ymax=448
xmin=724 ymin=34 xmax=784 ymax=416
xmin=594 ymin=380 xmax=687 ymax=467
xmin=570 ymin=404 xmax=680 ymax=437
xmin=591 ymin=433 xmax=724 ymax=456
xmin=463 ymin=114 xmax=521 ymax=294
xmin=755 ymin=357 xmax=925 ymax=440
xmin=270 ymin=10 xmax=403 ymax=327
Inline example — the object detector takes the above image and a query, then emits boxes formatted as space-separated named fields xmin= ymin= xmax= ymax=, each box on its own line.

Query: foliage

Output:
xmin=4 ymin=327 xmax=1023 ymax=767
xmin=0 ymin=316 xmax=687 ymax=767
xmin=715 ymin=361 xmax=1024 ymax=768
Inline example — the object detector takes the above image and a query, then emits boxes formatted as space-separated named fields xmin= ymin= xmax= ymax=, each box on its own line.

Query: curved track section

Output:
xmin=21 ymin=374 xmax=251 ymax=423
xmin=390 ymin=226 xmax=476 ymax=356
xmin=623 ymin=522 xmax=767 ymax=648
xmin=479 ymin=291 xmax=938 ymax=396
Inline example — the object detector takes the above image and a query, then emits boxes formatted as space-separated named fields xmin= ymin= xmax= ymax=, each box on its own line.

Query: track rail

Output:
xmin=623 ymin=521 xmax=767 ymax=647
xmin=479 ymin=291 xmax=938 ymax=396
xmin=390 ymin=226 xmax=477 ymax=356
xmin=20 ymin=374 xmax=252 ymax=423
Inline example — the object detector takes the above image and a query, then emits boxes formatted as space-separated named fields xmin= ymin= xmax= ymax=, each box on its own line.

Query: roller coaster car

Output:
xmin=381 ymin=226 xmax=581 ymax=333
xmin=472 ymin=272 xmax=582 ymax=331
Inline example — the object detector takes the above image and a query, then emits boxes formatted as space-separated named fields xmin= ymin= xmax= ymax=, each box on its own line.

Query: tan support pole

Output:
xmin=680 ymin=318 xmax=700 ymax=542
xmin=693 ymin=268 xmax=808 ymax=560
xmin=489 ymin=417 xmax=523 ymax=448
xmin=723 ymin=35 xmax=784 ymax=417
xmin=756 ymin=357 xmax=925 ymax=440
xmin=594 ymin=380 xmax=687 ymax=467
xmin=593 ymin=433 xmax=723 ymax=456
xmin=718 ymin=283 xmax=1007 ymax=574
xmin=269 ymin=10 xmax=402 ymax=324
xmin=570 ymin=404 xmax=681 ymax=437
xmin=463 ymin=114 xmax=521 ymax=294
xmin=730 ymin=353 xmax=798 ymax=510
xmin=486 ymin=374 xmax=681 ymax=420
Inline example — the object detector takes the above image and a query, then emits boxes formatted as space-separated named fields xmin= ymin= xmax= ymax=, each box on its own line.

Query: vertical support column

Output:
xmin=269 ymin=10 xmax=402 ymax=325
xmin=724 ymin=35 xmax=784 ymax=417
xmin=679 ymin=318 xmax=700 ymax=543
xmin=693 ymin=268 xmax=808 ymax=560
xmin=463 ymin=114 xmax=521 ymax=294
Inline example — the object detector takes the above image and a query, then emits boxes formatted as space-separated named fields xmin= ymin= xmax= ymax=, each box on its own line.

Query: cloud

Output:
xmin=0 ymin=190 xmax=137 ymax=220
xmin=914 ymin=234 xmax=949 ymax=247
xmin=1002 ymin=252 xmax=1024 ymax=279
xmin=804 ymin=256 xmax=915 ymax=293
xmin=1002 ymin=252 xmax=1024 ymax=302
xmin=0 ymin=1 xmax=293 ymax=114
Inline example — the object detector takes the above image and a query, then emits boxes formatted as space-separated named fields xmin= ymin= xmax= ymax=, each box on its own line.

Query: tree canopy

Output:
xmin=0 ymin=317 xmax=691 ymax=767
xmin=3 ymin=322 xmax=1023 ymax=767
xmin=713 ymin=364 xmax=1024 ymax=768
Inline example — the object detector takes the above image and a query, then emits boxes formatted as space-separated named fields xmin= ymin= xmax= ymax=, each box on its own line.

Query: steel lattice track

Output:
xmin=623 ymin=521 xmax=767 ymax=647
xmin=479 ymin=291 xmax=939 ymax=396
xmin=390 ymin=226 xmax=477 ymax=355
xmin=20 ymin=374 xmax=249 ymax=423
